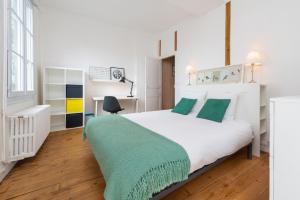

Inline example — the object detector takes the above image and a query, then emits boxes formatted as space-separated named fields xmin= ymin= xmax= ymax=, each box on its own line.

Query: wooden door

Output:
xmin=162 ymin=56 xmax=175 ymax=110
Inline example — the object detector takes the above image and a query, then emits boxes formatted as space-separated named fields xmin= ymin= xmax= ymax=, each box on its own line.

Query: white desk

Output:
xmin=93 ymin=96 xmax=139 ymax=116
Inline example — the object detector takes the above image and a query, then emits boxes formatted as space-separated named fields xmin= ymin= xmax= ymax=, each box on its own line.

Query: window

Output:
xmin=7 ymin=0 xmax=34 ymax=98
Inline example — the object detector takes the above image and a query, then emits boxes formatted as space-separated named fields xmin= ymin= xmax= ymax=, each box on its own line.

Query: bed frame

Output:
xmin=151 ymin=142 xmax=253 ymax=200
xmin=151 ymin=83 xmax=261 ymax=199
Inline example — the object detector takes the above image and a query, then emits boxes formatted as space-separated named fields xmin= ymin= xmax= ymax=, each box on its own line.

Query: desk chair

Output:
xmin=103 ymin=96 xmax=125 ymax=114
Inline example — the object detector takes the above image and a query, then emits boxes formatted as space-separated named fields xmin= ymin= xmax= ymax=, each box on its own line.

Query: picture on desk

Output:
xmin=110 ymin=67 xmax=125 ymax=81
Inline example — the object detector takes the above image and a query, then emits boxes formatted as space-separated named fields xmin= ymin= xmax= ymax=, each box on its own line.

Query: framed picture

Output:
xmin=110 ymin=67 xmax=125 ymax=81
xmin=196 ymin=64 xmax=244 ymax=85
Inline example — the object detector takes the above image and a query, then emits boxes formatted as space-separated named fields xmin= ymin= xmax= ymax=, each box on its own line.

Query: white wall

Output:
xmin=39 ymin=7 xmax=155 ymax=114
xmin=161 ymin=0 xmax=300 ymax=101
xmin=231 ymin=0 xmax=300 ymax=149
xmin=157 ymin=0 xmax=300 ymax=151
xmin=159 ymin=0 xmax=300 ymax=97
xmin=231 ymin=0 xmax=300 ymax=97
xmin=157 ymin=4 xmax=226 ymax=86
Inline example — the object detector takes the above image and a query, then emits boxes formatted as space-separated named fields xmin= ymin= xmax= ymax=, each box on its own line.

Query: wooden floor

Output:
xmin=0 ymin=128 xmax=269 ymax=200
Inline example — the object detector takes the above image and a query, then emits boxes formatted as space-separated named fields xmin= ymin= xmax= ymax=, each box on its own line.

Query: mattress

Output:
xmin=124 ymin=110 xmax=253 ymax=173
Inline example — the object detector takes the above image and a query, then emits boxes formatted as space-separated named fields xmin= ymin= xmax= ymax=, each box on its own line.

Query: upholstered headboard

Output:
xmin=176 ymin=83 xmax=262 ymax=157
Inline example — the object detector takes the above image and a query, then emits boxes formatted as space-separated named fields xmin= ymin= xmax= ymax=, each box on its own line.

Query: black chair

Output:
xmin=103 ymin=96 xmax=124 ymax=114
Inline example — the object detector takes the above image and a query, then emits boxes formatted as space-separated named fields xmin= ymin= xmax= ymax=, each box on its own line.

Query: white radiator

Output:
xmin=6 ymin=105 xmax=50 ymax=162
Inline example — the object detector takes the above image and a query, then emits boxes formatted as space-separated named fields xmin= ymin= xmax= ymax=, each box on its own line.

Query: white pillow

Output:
xmin=206 ymin=92 xmax=239 ymax=120
xmin=183 ymin=91 xmax=207 ymax=116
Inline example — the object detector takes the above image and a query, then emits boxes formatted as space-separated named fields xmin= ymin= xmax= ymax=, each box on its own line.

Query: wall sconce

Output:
xmin=186 ymin=65 xmax=197 ymax=85
xmin=246 ymin=51 xmax=262 ymax=83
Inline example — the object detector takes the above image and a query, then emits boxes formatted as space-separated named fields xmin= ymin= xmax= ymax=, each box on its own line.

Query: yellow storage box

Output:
xmin=66 ymin=99 xmax=83 ymax=113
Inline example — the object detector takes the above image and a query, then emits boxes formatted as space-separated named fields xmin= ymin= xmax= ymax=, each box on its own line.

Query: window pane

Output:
xmin=11 ymin=53 xmax=24 ymax=92
xmin=11 ymin=13 xmax=23 ymax=55
xmin=26 ymin=2 xmax=33 ymax=33
xmin=27 ymin=62 xmax=34 ymax=91
xmin=26 ymin=32 xmax=33 ymax=62
xmin=8 ymin=0 xmax=35 ymax=97
xmin=10 ymin=0 xmax=23 ymax=21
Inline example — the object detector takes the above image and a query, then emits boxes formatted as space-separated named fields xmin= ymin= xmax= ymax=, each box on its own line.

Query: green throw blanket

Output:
xmin=84 ymin=115 xmax=190 ymax=200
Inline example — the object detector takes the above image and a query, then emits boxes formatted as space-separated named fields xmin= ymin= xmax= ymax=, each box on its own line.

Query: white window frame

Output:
xmin=7 ymin=0 xmax=35 ymax=98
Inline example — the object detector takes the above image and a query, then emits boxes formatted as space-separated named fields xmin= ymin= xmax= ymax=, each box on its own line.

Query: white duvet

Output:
xmin=124 ymin=110 xmax=253 ymax=173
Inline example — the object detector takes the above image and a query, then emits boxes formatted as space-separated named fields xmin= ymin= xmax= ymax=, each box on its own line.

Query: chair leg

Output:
xmin=247 ymin=143 xmax=253 ymax=160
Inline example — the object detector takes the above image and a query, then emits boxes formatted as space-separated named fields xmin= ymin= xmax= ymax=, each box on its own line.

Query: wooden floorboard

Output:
xmin=0 ymin=128 xmax=269 ymax=200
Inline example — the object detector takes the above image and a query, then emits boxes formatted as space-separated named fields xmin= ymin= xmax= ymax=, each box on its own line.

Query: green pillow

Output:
xmin=172 ymin=98 xmax=197 ymax=115
xmin=197 ymin=99 xmax=231 ymax=123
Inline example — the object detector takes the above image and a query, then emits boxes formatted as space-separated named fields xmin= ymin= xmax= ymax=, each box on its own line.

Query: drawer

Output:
xmin=66 ymin=85 xmax=83 ymax=98
xmin=66 ymin=99 xmax=83 ymax=113
xmin=66 ymin=113 xmax=83 ymax=128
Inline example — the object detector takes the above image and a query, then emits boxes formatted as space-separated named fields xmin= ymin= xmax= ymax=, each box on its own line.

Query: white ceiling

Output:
xmin=39 ymin=0 xmax=225 ymax=33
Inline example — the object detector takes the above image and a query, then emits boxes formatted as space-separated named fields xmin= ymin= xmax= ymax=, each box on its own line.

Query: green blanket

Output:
xmin=84 ymin=115 xmax=190 ymax=200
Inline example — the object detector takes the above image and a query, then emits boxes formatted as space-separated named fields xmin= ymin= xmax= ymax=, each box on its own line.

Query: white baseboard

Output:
xmin=0 ymin=161 xmax=17 ymax=182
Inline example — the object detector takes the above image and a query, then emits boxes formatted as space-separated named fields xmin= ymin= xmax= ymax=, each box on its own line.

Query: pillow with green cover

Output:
xmin=197 ymin=99 xmax=231 ymax=123
xmin=172 ymin=98 xmax=197 ymax=115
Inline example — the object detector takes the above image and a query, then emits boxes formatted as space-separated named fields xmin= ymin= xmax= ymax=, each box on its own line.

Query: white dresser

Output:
xmin=270 ymin=96 xmax=300 ymax=200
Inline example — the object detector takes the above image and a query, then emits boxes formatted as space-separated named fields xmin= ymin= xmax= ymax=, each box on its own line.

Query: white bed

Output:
xmin=124 ymin=110 xmax=253 ymax=173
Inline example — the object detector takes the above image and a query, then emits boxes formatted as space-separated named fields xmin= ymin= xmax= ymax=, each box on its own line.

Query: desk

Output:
xmin=93 ymin=96 xmax=139 ymax=116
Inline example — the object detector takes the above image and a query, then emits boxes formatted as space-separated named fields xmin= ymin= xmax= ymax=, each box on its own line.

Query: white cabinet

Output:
xmin=270 ymin=96 xmax=300 ymax=200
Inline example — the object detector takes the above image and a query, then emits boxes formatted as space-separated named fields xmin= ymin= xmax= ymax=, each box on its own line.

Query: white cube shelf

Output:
xmin=46 ymin=100 xmax=66 ymax=115
xmin=45 ymin=85 xmax=66 ymax=100
xmin=43 ymin=67 xmax=85 ymax=132
xmin=67 ymin=69 xmax=84 ymax=85
xmin=45 ymin=68 xmax=65 ymax=84
xmin=51 ymin=115 xmax=66 ymax=132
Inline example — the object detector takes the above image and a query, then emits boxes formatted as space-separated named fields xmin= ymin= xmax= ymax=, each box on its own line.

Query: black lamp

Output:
xmin=120 ymin=77 xmax=134 ymax=97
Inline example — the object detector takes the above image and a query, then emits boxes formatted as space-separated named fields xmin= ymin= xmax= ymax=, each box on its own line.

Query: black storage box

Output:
xmin=66 ymin=85 xmax=83 ymax=98
xmin=66 ymin=113 xmax=83 ymax=128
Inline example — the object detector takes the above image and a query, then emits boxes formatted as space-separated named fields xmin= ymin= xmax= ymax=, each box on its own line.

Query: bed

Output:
xmin=84 ymin=84 xmax=261 ymax=200
xmin=125 ymin=110 xmax=253 ymax=174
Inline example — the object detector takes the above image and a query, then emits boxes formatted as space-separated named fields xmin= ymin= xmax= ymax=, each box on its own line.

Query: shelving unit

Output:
xmin=45 ymin=99 xmax=66 ymax=115
xmin=260 ymin=85 xmax=267 ymax=135
xmin=43 ymin=67 xmax=85 ymax=132
xmin=91 ymin=79 xmax=120 ymax=83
